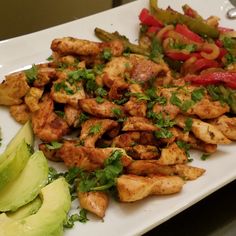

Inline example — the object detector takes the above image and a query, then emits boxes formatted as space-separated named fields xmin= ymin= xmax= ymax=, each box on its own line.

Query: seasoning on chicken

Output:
xmin=79 ymin=118 xmax=119 ymax=147
xmin=64 ymin=104 xmax=82 ymax=127
xmin=24 ymin=87 xmax=44 ymax=112
xmin=58 ymin=141 xmax=132 ymax=171
xmin=78 ymin=191 xmax=109 ymax=218
xmin=9 ymin=104 xmax=31 ymax=124
xmin=31 ymin=95 xmax=69 ymax=142
xmin=117 ymin=174 xmax=184 ymax=202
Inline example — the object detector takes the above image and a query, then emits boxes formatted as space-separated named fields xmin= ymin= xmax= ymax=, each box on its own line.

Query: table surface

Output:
xmin=1 ymin=1 xmax=236 ymax=235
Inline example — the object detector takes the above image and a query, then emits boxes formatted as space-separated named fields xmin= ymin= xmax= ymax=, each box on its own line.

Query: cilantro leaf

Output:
xmin=46 ymin=141 xmax=62 ymax=150
xmin=25 ymin=64 xmax=38 ymax=84
xmin=89 ymin=123 xmax=102 ymax=135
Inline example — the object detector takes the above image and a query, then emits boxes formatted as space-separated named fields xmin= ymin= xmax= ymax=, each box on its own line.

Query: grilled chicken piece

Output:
xmin=117 ymin=175 xmax=184 ymax=202
xmin=59 ymin=141 xmax=132 ymax=171
xmin=38 ymin=143 xmax=62 ymax=162
xmin=152 ymin=102 xmax=180 ymax=120
xmin=101 ymin=56 xmax=131 ymax=88
xmin=127 ymin=160 xmax=205 ymax=180
xmin=0 ymin=72 xmax=30 ymax=105
xmin=124 ymin=145 xmax=159 ymax=160
xmin=175 ymin=114 xmax=231 ymax=144
xmin=9 ymin=104 xmax=31 ymax=124
xmin=174 ymin=127 xmax=217 ymax=153
xmin=79 ymin=99 xmax=124 ymax=119
xmin=187 ymin=98 xmax=229 ymax=119
xmin=112 ymin=132 xmax=142 ymax=147
xmin=129 ymin=54 xmax=171 ymax=84
xmin=124 ymin=98 xmax=147 ymax=117
xmin=24 ymin=87 xmax=44 ymax=112
xmin=51 ymin=76 xmax=85 ymax=108
xmin=159 ymin=142 xmax=188 ymax=165
xmin=31 ymin=95 xmax=69 ymax=142
xmin=108 ymin=78 xmax=129 ymax=100
xmin=80 ymin=119 xmax=119 ymax=147
xmin=78 ymin=191 xmax=109 ymax=218
xmin=33 ymin=67 xmax=57 ymax=87
xmin=122 ymin=117 xmax=158 ymax=132
xmin=64 ymin=104 xmax=82 ymax=127
xmin=210 ymin=115 xmax=236 ymax=140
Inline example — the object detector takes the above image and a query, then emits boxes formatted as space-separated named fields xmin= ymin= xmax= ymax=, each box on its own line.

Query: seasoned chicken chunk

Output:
xmin=127 ymin=160 xmax=205 ymax=180
xmin=0 ymin=72 xmax=30 ymax=105
xmin=38 ymin=143 xmax=62 ymax=162
xmin=24 ymin=87 xmax=43 ymax=112
xmin=79 ymin=118 xmax=119 ymax=147
xmin=210 ymin=115 xmax=236 ymax=140
xmin=158 ymin=142 xmax=188 ymax=165
xmin=33 ymin=67 xmax=57 ymax=87
xmin=78 ymin=191 xmax=109 ymax=218
xmin=124 ymin=98 xmax=147 ymax=117
xmin=175 ymin=115 xmax=231 ymax=144
xmin=117 ymin=175 xmax=184 ymax=202
xmin=122 ymin=117 xmax=158 ymax=131
xmin=79 ymin=99 xmax=124 ymax=118
xmin=64 ymin=104 xmax=82 ymax=127
xmin=59 ymin=141 xmax=132 ymax=171
xmin=9 ymin=104 xmax=31 ymax=124
xmin=31 ymin=95 xmax=69 ymax=142
xmin=124 ymin=145 xmax=159 ymax=160
xmin=112 ymin=132 xmax=141 ymax=147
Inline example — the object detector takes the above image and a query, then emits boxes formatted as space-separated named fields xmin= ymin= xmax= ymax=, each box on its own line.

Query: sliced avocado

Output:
xmin=0 ymin=151 xmax=48 ymax=211
xmin=7 ymin=197 xmax=42 ymax=220
xmin=0 ymin=139 xmax=31 ymax=191
xmin=0 ymin=178 xmax=71 ymax=236
xmin=0 ymin=121 xmax=34 ymax=164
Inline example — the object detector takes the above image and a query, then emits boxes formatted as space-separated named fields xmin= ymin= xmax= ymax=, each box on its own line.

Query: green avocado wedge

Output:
xmin=0 ymin=178 xmax=71 ymax=236
xmin=7 ymin=197 xmax=42 ymax=220
xmin=0 ymin=151 xmax=48 ymax=212
xmin=0 ymin=140 xmax=31 ymax=191
xmin=0 ymin=121 xmax=34 ymax=165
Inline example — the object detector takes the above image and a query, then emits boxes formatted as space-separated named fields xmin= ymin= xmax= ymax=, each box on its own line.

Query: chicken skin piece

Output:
xmin=31 ymin=95 xmax=69 ymax=142
xmin=78 ymin=191 xmax=109 ymax=218
xmin=127 ymin=160 xmax=205 ymax=180
xmin=79 ymin=118 xmax=119 ymax=147
xmin=117 ymin=174 xmax=184 ymax=202
xmin=79 ymin=98 xmax=124 ymax=119
xmin=59 ymin=141 xmax=132 ymax=171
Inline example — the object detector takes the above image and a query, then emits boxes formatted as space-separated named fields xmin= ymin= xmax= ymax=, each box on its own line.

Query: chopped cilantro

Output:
xmin=64 ymin=209 xmax=88 ymax=228
xmin=201 ymin=153 xmax=210 ymax=160
xmin=113 ymin=97 xmax=129 ymax=105
xmin=95 ymin=87 xmax=107 ymax=97
xmin=25 ymin=64 xmax=38 ymax=84
xmin=183 ymin=117 xmax=193 ymax=133
xmin=89 ymin=123 xmax=102 ymax=135
xmin=112 ymin=108 xmax=122 ymax=117
xmin=149 ymin=37 xmax=163 ymax=61
xmin=176 ymin=140 xmax=192 ymax=162
xmin=55 ymin=110 xmax=65 ymax=118
xmin=96 ymin=96 xmax=104 ymax=104
xmin=101 ymin=48 xmax=112 ymax=61
xmin=191 ymin=88 xmax=205 ymax=102
xmin=76 ymin=113 xmax=89 ymax=127
xmin=154 ymin=128 xmax=173 ymax=139
xmin=46 ymin=141 xmax=62 ymax=150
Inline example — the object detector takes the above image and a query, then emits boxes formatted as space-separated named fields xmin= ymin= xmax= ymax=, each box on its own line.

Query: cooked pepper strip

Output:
xmin=139 ymin=8 xmax=163 ymax=27
xmin=149 ymin=0 xmax=219 ymax=38
xmin=184 ymin=72 xmax=236 ymax=89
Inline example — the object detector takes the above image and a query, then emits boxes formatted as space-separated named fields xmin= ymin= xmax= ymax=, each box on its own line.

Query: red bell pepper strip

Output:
xmin=166 ymin=52 xmax=202 ymax=61
xmin=218 ymin=26 xmax=234 ymax=33
xmin=139 ymin=8 xmax=163 ymax=27
xmin=193 ymin=58 xmax=219 ymax=72
xmin=184 ymin=72 xmax=236 ymax=89
xmin=175 ymin=24 xmax=204 ymax=43
xmin=147 ymin=26 xmax=162 ymax=33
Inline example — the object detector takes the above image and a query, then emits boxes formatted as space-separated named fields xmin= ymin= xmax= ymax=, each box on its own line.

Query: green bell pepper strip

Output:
xmin=149 ymin=0 xmax=219 ymax=39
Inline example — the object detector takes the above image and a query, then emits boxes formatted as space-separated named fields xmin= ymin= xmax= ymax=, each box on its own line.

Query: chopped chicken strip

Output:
xmin=187 ymin=98 xmax=230 ymax=119
xmin=0 ymin=72 xmax=30 ymax=105
xmin=59 ymin=141 xmax=132 ymax=171
xmin=122 ymin=117 xmax=158 ymax=131
xmin=9 ymin=104 xmax=31 ymax=124
xmin=159 ymin=142 xmax=188 ymax=165
xmin=24 ymin=87 xmax=43 ymax=112
xmin=175 ymin=114 xmax=231 ymax=144
xmin=210 ymin=115 xmax=236 ymax=140
xmin=79 ymin=99 xmax=124 ymax=118
xmin=33 ymin=67 xmax=57 ymax=87
xmin=124 ymin=145 xmax=159 ymax=160
xmin=127 ymin=160 xmax=205 ymax=180
xmin=152 ymin=102 xmax=180 ymax=120
xmin=64 ymin=104 xmax=82 ymax=127
xmin=79 ymin=118 xmax=119 ymax=147
xmin=51 ymin=77 xmax=85 ymax=108
xmin=78 ymin=191 xmax=109 ymax=218
xmin=124 ymin=98 xmax=147 ymax=117
xmin=112 ymin=132 xmax=141 ymax=147
xmin=108 ymin=78 xmax=129 ymax=100
xmin=31 ymin=95 xmax=69 ymax=142
xmin=38 ymin=143 xmax=62 ymax=162
xmin=117 ymin=175 xmax=184 ymax=202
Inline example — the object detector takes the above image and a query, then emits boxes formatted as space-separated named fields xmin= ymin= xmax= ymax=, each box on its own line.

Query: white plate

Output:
xmin=1 ymin=0 xmax=236 ymax=235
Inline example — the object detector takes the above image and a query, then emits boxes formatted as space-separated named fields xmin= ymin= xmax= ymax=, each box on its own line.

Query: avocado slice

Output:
xmin=0 ymin=178 xmax=71 ymax=236
xmin=0 ymin=121 xmax=34 ymax=164
xmin=0 ymin=139 xmax=31 ymax=191
xmin=7 ymin=197 xmax=42 ymax=220
xmin=0 ymin=151 xmax=48 ymax=211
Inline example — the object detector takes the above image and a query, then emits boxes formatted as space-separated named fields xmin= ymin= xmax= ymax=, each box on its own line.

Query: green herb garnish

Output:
xmin=46 ymin=141 xmax=62 ymax=150
xmin=25 ymin=64 xmax=38 ymax=84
